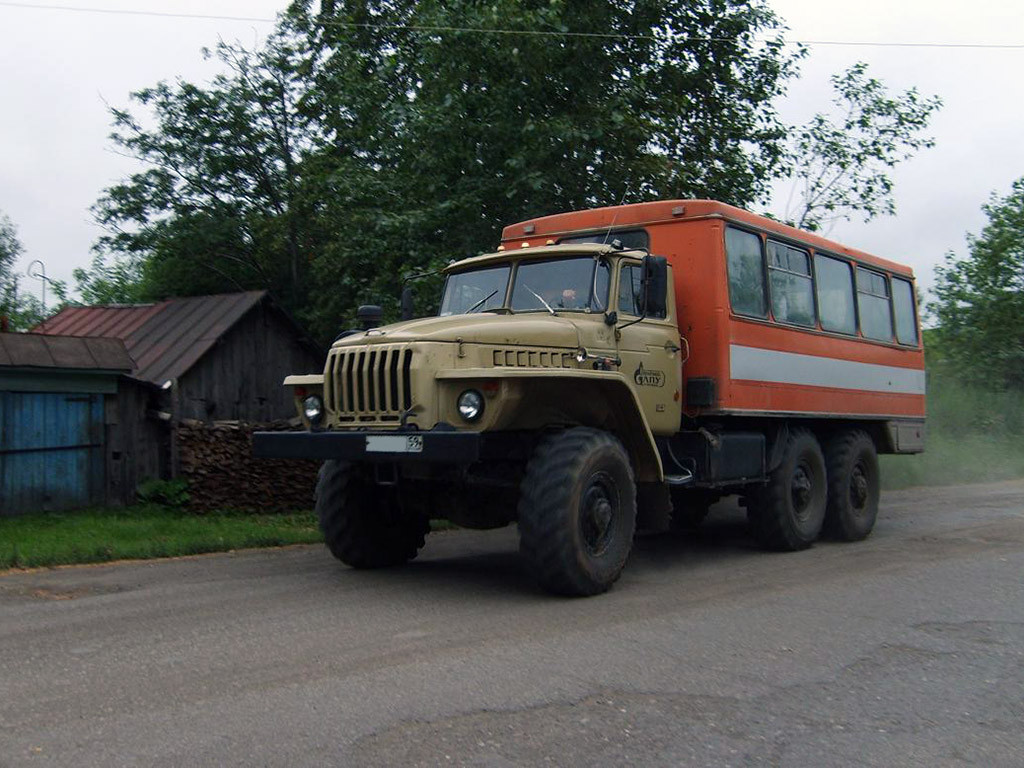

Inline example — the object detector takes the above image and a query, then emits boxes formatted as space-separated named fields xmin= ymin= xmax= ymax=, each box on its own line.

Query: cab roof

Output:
xmin=445 ymin=242 xmax=646 ymax=274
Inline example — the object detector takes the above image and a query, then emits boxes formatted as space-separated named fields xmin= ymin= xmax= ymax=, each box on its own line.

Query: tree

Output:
xmin=1 ymin=211 xmax=23 ymax=324
xmin=72 ymin=253 xmax=147 ymax=306
xmin=0 ymin=211 xmax=51 ymax=331
xmin=91 ymin=29 xmax=324 ymax=312
xmin=932 ymin=178 xmax=1024 ymax=389
xmin=781 ymin=62 xmax=941 ymax=232
xmin=90 ymin=0 xmax=803 ymax=339
xmin=289 ymin=0 xmax=805 ymax=329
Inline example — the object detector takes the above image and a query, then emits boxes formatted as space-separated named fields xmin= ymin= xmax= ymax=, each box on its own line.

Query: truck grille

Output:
xmin=324 ymin=344 xmax=413 ymax=421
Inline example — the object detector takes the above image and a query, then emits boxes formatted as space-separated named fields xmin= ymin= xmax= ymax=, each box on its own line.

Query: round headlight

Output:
xmin=457 ymin=389 xmax=484 ymax=422
xmin=302 ymin=394 xmax=324 ymax=424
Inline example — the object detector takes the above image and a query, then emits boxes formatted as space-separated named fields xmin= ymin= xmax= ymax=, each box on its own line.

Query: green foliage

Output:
xmin=0 ymin=211 xmax=71 ymax=329
xmin=784 ymin=62 xmax=941 ymax=231
xmin=136 ymin=478 xmax=191 ymax=508
xmin=0 ymin=506 xmax=320 ymax=569
xmin=91 ymin=31 xmax=322 ymax=314
xmin=881 ymin=371 xmax=1024 ymax=489
xmin=88 ymin=0 xmax=802 ymax=340
xmin=0 ymin=211 xmax=31 ymax=329
xmin=931 ymin=177 xmax=1024 ymax=389
xmin=72 ymin=252 xmax=148 ymax=305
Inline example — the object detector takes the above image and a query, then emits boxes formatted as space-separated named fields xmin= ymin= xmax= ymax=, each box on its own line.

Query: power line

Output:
xmin=1 ymin=0 xmax=1023 ymax=49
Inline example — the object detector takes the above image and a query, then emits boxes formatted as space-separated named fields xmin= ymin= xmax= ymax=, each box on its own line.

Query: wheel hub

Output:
xmin=850 ymin=464 xmax=869 ymax=509
xmin=581 ymin=475 xmax=617 ymax=555
xmin=791 ymin=464 xmax=813 ymax=520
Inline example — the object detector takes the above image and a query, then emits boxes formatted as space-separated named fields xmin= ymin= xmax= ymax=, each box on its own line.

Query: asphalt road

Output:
xmin=1 ymin=481 xmax=1023 ymax=767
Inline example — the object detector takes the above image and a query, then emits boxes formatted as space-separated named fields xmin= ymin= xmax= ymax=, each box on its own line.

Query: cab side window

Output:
xmin=618 ymin=264 xmax=642 ymax=316
xmin=617 ymin=263 xmax=666 ymax=318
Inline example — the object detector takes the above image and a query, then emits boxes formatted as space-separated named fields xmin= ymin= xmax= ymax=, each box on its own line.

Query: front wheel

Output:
xmin=518 ymin=428 xmax=637 ymax=596
xmin=315 ymin=460 xmax=429 ymax=569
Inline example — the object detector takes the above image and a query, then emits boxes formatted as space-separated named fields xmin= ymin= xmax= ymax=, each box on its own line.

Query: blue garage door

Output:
xmin=0 ymin=392 xmax=105 ymax=516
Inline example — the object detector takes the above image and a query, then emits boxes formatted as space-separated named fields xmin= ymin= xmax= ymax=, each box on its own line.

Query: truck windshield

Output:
xmin=439 ymin=256 xmax=610 ymax=316
xmin=511 ymin=257 xmax=610 ymax=313
xmin=439 ymin=265 xmax=510 ymax=316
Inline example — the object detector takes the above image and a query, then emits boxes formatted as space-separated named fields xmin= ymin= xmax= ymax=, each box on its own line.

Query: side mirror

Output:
xmin=400 ymin=286 xmax=415 ymax=321
xmin=356 ymin=304 xmax=384 ymax=330
xmin=641 ymin=255 xmax=668 ymax=318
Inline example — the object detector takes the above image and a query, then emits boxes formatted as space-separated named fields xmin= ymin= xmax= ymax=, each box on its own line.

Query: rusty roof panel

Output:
xmin=0 ymin=333 xmax=133 ymax=371
xmin=33 ymin=291 xmax=268 ymax=385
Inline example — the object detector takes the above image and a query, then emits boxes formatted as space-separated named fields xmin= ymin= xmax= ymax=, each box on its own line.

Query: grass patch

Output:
xmin=882 ymin=434 xmax=1024 ymax=490
xmin=881 ymin=374 xmax=1024 ymax=490
xmin=0 ymin=505 xmax=321 ymax=570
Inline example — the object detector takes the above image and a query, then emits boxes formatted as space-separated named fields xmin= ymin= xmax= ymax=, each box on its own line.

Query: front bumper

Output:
xmin=252 ymin=429 xmax=481 ymax=463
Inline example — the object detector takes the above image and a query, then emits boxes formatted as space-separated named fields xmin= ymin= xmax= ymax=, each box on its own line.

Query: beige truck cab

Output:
xmin=254 ymin=242 xmax=681 ymax=595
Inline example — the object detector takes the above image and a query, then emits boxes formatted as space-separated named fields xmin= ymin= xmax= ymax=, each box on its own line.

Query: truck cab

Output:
xmin=254 ymin=241 xmax=681 ymax=595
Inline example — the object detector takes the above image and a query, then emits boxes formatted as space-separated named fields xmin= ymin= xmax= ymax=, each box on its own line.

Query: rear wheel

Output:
xmin=315 ymin=460 xmax=429 ymax=569
xmin=747 ymin=428 xmax=826 ymax=551
xmin=824 ymin=430 xmax=880 ymax=541
xmin=518 ymin=428 xmax=637 ymax=596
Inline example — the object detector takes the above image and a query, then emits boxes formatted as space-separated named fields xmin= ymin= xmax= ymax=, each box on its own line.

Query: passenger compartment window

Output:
xmin=725 ymin=227 xmax=767 ymax=318
xmin=814 ymin=254 xmax=856 ymax=334
xmin=767 ymin=241 xmax=814 ymax=327
xmin=892 ymin=277 xmax=919 ymax=346
xmin=856 ymin=268 xmax=894 ymax=341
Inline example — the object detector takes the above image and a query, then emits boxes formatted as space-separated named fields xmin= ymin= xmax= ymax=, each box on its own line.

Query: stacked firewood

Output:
xmin=176 ymin=420 xmax=319 ymax=512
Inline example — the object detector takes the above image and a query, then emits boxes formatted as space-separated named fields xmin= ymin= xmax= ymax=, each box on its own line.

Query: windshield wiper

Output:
xmin=524 ymin=285 xmax=557 ymax=316
xmin=465 ymin=290 xmax=498 ymax=314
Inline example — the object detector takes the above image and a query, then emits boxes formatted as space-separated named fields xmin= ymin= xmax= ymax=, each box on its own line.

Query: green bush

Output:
xmin=136 ymin=478 xmax=190 ymax=508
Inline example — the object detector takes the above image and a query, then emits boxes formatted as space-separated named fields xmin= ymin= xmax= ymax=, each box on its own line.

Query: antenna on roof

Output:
xmin=601 ymin=183 xmax=632 ymax=246
xmin=27 ymin=260 xmax=52 ymax=316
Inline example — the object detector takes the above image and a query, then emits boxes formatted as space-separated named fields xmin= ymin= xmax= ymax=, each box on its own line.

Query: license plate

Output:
xmin=365 ymin=435 xmax=424 ymax=454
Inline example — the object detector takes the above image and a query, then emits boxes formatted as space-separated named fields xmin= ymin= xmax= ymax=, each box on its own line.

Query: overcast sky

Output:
xmin=1 ymin=0 xmax=1022 ymax=311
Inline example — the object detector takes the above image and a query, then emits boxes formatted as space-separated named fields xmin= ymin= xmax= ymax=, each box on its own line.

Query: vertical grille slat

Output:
xmin=378 ymin=350 xmax=389 ymax=412
xmin=342 ymin=351 xmax=354 ymax=413
xmin=402 ymin=350 xmax=413 ymax=411
xmin=355 ymin=352 xmax=366 ymax=411
xmin=332 ymin=352 xmax=342 ymax=410
xmin=366 ymin=351 xmax=377 ymax=412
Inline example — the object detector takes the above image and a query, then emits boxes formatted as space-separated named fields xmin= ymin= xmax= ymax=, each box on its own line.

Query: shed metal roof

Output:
xmin=34 ymin=291 xmax=270 ymax=385
xmin=0 ymin=333 xmax=134 ymax=372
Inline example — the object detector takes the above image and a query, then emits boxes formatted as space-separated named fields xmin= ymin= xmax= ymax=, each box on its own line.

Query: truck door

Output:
xmin=614 ymin=260 xmax=683 ymax=435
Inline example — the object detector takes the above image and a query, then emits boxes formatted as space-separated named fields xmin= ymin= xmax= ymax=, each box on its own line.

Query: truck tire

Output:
xmin=747 ymin=428 xmax=826 ymax=551
xmin=518 ymin=428 xmax=637 ymax=596
xmin=315 ymin=460 xmax=429 ymax=569
xmin=824 ymin=430 xmax=880 ymax=541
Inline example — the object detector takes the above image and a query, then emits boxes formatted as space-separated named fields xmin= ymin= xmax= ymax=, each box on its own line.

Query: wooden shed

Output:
xmin=37 ymin=291 xmax=323 ymax=422
xmin=30 ymin=292 xmax=324 ymax=508
xmin=0 ymin=333 xmax=140 ymax=515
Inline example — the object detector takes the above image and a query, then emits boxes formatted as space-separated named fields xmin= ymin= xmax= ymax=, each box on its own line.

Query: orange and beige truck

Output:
xmin=254 ymin=200 xmax=925 ymax=595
